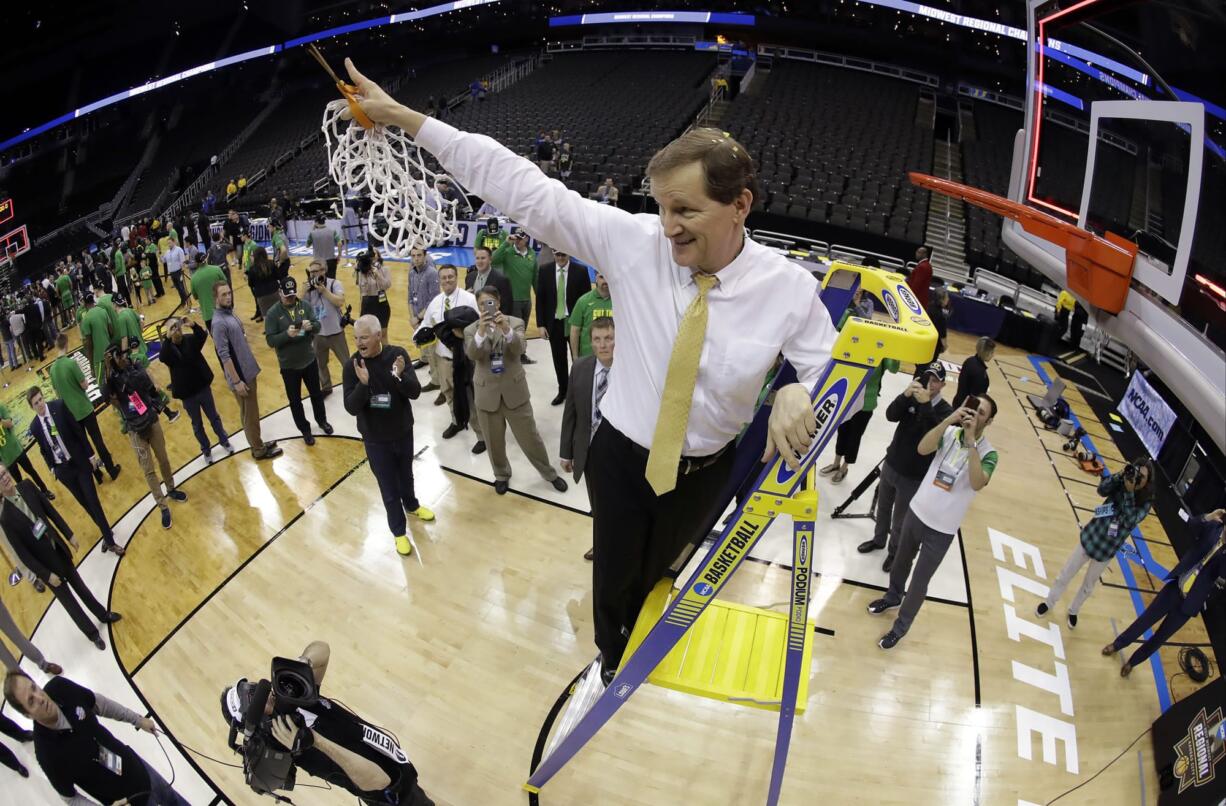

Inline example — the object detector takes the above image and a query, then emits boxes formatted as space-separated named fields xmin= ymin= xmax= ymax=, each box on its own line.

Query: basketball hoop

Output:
xmin=311 ymin=46 xmax=462 ymax=255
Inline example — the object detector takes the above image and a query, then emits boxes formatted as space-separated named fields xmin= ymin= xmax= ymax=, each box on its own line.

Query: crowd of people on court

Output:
xmin=0 ymin=67 xmax=1222 ymax=802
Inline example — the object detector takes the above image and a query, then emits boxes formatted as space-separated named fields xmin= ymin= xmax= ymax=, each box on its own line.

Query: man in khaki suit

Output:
xmin=464 ymin=286 xmax=568 ymax=496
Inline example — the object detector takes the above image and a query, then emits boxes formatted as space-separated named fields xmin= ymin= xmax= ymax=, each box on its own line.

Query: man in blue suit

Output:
xmin=1104 ymin=507 xmax=1225 ymax=676
xmin=25 ymin=388 xmax=122 ymax=556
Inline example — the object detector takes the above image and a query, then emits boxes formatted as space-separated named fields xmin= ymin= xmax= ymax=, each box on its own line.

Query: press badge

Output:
xmin=1094 ymin=502 xmax=1116 ymax=519
xmin=491 ymin=351 xmax=504 ymax=375
xmin=932 ymin=439 xmax=970 ymax=491
xmin=370 ymin=393 xmax=392 ymax=409
xmin=32 ymin=518 xmax=47 ymax=540
xmin=1106 ymin=520 xmax=1121 ymax=540
xmin=377 ymin=290 xmax=388 ymax=303
xmin=98 ymin=745 xmax=123 ymax=776
xmin=128 ymin=391 xmax=148 ymax=416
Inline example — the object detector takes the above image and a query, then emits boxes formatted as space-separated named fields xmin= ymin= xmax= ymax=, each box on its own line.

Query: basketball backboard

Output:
xmin=1021 ymin=0 xmax=1225 ymax=307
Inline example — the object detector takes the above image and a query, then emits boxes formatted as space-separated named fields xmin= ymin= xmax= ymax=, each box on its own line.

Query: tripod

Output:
xmin=830 ymin=458 xmax=882 ymax=519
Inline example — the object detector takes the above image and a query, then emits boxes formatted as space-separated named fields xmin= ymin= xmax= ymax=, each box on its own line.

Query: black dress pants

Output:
xmin=0 ymin=714 xmax=26 ymax=773
xmin=7 ymin=450 xmax=48 ymax=493
xmin=364 ymin=435 xmax=419 ymax=537
xmin=280 ymin=362 xmax=329 ymax=436
xmin=47 ymin=561 xmax=108 ymax=641
xmin=544 ymin=319 xmax=569 ymax=395
xmin=586 ymin=421 xmax=736 ymax=669
xmin=54 ymin=465 xmax=114 ymax=545
xmin=79 ymin=411 xmax=118 ymax=475
xmin=834 ymin=409 xmax=874 ymax=464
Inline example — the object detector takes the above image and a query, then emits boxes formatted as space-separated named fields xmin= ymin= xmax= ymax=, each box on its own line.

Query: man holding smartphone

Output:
xmin=265 ymin=277 xmax=334 ymax=446
xmin=869 ymin=394 xmax=999 ymax=648
xmin=463 ymin=287 xmax=567 ymax=495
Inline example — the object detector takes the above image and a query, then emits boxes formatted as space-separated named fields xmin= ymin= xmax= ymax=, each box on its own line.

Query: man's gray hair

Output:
xmin=355 ymin=314 xmax=382 ymax=334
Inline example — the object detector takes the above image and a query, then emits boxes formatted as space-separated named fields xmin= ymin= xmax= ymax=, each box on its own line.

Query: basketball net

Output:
xmin=321 ymin=99 xmax=461 ymax=256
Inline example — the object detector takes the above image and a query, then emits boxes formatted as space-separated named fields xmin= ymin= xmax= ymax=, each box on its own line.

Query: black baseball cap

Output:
xmin=279 ymin=276 xmax=298 ymax=295
xmin=510 ymin=226 xmax=526 ymax=238
xmin=916 ymin=361 xmax=946 ymax=382
xmin=487 ymin=216 xmax=499 ymax=230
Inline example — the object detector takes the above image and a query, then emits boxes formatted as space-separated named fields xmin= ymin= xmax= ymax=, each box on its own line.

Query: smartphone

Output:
xmin=482 ymin=299 xmax=497 ymax=314
xmin=963 ymin=396 xmax=980 ymax=412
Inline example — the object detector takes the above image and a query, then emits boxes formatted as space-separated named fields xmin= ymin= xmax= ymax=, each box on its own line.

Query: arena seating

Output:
xmin=444 ymin=51 xmax=712 ymax=202
xmin=721 ymin=60 xmax=933 ymax=245
xmin=206 ymin=54 xmax=514 ymax=210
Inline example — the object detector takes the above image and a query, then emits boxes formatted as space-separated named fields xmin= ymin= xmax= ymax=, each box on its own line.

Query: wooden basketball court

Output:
xmin=0 ymin=254 xmax=1213 ymax=805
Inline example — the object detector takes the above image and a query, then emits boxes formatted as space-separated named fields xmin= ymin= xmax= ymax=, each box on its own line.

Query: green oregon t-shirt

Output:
xmin=272 ymin=231 xmax=288 ymax=260
xmin=55 ymin=274 xmax=73 ymax=305
xmin=474 ymin=227 xmax=508 ymax=256
xmin=50 ymin=355 xmax=95 ymax=421
xmin=0 ymin=403 xmax=23 ymax=466
xmin=242 ymin=240 xmax=258 ymax=271
xmin=115 ymin=308 xmax=147 ymax=366
xmin=191 ymin=264 xmax=228 ymax=321
xmin=79 ymin=306 xmax=113 ymax=376
xmin=567 ymin=289 xmax=614 ymax=357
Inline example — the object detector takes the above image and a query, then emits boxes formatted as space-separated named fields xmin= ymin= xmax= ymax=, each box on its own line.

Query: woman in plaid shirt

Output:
xmin=1037 ymin=458 xmax=1153 ymax=628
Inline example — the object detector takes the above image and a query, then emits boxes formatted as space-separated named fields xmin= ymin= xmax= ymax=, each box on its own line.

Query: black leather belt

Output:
xmin=615 ymin=425 xmax=732 ymax=476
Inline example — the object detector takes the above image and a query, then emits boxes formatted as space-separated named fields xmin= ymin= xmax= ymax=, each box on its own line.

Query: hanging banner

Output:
xmin=1120 ymin=371 xmax=1176 ymax=458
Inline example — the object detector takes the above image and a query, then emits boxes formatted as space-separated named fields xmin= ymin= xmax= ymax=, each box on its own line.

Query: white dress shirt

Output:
xmin=422 ymin=287 xmax=477 ymax=359
xmin=40 ymin=413 xmax=70 ymax=464
xmin=163 ymin=246 xmax=186 ymax=274
xmin=417 ymin=118 xmax=836 ymax=455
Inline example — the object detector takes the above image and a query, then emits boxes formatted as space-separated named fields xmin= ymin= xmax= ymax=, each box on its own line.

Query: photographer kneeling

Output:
xmin=222 ymin=641 xmax=433 ymax=805
xmin=1037 ymin=457 xmax=1152 ymax=629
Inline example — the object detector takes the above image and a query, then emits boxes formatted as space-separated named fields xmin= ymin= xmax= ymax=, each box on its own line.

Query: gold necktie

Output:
xmin=645 ymin=272 xmax=719 ymax=495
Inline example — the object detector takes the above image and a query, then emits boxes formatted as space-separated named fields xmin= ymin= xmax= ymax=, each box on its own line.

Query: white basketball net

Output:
xmin=321 ymin=99 xmax=461 ymax=256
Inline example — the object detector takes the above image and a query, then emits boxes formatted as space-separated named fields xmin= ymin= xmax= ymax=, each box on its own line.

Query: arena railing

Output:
xmin=756 ymin=44 xmax=938 ymax=88
xmin=546 ymin=35 xmax=698 ymax=53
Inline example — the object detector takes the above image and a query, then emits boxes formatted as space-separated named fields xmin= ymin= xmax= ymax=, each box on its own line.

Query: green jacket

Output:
xmin=491 ymin=239 xmax=537 ymax=301
xmin=264 ymin=299 xmax=320 ymax=370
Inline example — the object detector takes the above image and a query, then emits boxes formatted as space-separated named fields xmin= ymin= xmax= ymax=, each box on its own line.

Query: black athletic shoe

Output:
xmin=101 ymin=612 xmax=123 ymax=624
xmin=878 ymin=630 xmax=903 ymax=650
xmin=1035 ymin=602 xmax=1049 ymax=617
xmin=867 ymin=598 xmax=900 ymax=615
xmin=167 ymin=489 xmax=188 ymax=503
xmin=303 ymin=433 xmax=316 ymax=446
xmin=441 ymin=423 xmax=465 ymax=439
xmin=320 ymin=422 xmax=334 ymax=435
xmin=857 ymin=540 xmax=883 ymax=554
xmin=472 ymin=441 xmax=486 ymax=454
xmin=1067 ymin=613 xmax=1078 ymax=630
xmin=93 ymin=636 xmax=107 ymax=651
xmin=109 ymin=464 xmax=122 ymax=481
xmin=494 ymin=480 xmax=509 ymax=495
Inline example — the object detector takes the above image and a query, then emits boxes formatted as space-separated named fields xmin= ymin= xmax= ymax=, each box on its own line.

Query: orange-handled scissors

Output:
xmin=306 ymin=44 xmax=373 ymax=129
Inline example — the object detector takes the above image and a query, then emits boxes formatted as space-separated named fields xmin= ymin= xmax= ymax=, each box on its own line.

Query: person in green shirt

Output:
xmin=264 ymin=276 xmax=332 ymax=444
xmin=271 ymin=222 xmax=290 ymax=271
xmin=0 ymin=401 xmax=52 ymax=498
xmin=143 ymin=238 xmax=164 ymax=299
xmin=140 ymin=262 xmax=154 ymax=304
xmin=241 ymin=231 xmax=259 ymax=273
xmin=54 ymin=269 xmax=75 ymax=327
xmin=112 ymin=294 xmax=148 ymax=367
xmin=48 ymin=332 xmax=121 ymax=480
xmin=491 ymin=227 xmax=538 ymax=323
xmin=189 ymin=263 xmax=229 ymax=328
xmin=93 ymin=288 xmax=120 ymax=337
xmin=78 ymin=296 xmax=113 ymax=382
xmin=567 ymin=272 xmax=613 ymax=358
xmin=819 ymin=295 xmax=900 ymax=482
xmin=473 ymin=217 xmax=508 ymax=255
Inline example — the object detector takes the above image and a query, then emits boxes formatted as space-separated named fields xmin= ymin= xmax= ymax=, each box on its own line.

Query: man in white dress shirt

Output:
xmin=420 ymin=265 xmax=480 ymax=442
xmin=343 ymin=60 xmax=837 ymax=684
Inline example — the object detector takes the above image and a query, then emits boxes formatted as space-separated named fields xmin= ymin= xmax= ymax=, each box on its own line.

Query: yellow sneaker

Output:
xmin=409 ymin=505 xmax=435 ymax=522
xmin=394 ymin=535 xmax=413 ymax=556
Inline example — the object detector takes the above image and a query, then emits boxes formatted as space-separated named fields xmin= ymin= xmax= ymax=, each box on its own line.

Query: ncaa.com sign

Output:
xmin=1120 ymin=372 xmax=1176 ymax=459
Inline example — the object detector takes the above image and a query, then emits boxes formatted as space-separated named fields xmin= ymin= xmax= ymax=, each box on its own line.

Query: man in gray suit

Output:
xmin=464 ymin=286 xmax=568 ymax=496
xmin=560 ymin=317 xmax=614 ymax=560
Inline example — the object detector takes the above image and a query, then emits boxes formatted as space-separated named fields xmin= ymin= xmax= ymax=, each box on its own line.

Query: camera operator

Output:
xmin=222 ymin=641 xmax=434 ymax=805
xmin=104 ymin=345 xmax=188 ymax=530
xmin=1037 ymin=458 xmax=1153 ymax=629
xmin=305 ymin=260 xmax=351 ymax=396
xmin=4 ymin=671 xmax=187 ymax=805
xmin=856 ymin=363 xmax=954 ymax=572
xmin=355 ymin=248 xmax=392 ymax=332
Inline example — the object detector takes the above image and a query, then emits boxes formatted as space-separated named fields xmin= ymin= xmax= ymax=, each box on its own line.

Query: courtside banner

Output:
xmin=1120 ymin=371 xmax=1175 ymax=459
